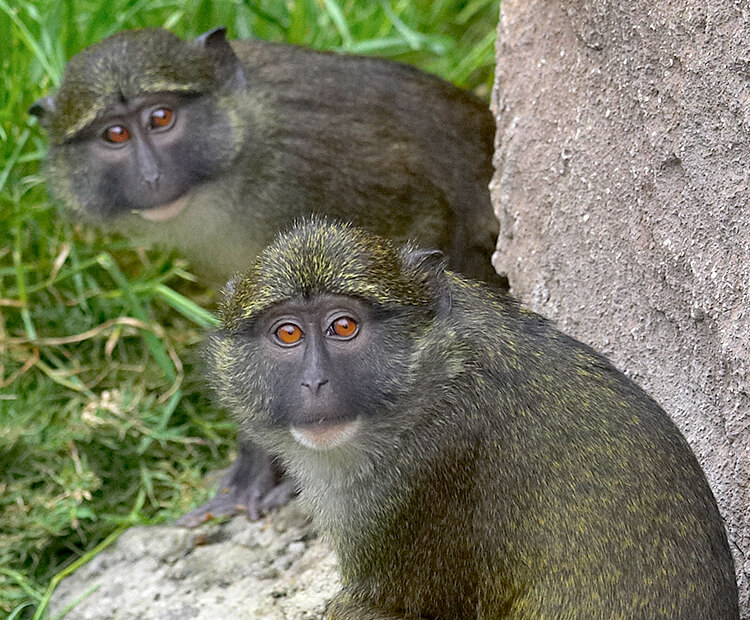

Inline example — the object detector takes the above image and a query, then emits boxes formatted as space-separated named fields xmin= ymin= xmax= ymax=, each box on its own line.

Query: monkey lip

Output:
xmin=135 ymin=195 xmax=190 ymax=222
xmin=290 ymin=417 xmax=362 ymax=450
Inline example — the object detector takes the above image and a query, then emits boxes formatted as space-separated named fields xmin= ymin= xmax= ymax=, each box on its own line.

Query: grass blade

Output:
xmin=155 ymin=284 xmax=219 ymax=328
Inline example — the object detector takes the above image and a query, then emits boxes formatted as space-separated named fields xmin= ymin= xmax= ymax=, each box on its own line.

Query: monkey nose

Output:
xmin=301 ymin=378 xmax=329 ymax=395
xmin=142 ymin=173 xmax=160 ymax=190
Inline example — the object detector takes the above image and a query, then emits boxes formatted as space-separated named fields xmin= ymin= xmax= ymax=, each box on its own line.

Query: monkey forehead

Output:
xmin=221 ymin=219 xmax=434 ymax=324
xmin=49 ymin=29 xmax=233 ymax=143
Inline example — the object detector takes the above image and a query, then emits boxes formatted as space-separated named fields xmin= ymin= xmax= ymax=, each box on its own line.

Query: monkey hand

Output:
xmin=175 ymin=441 xmax=297 ymax=527
xmin=327 ymin=592 xmax=420 ymax=619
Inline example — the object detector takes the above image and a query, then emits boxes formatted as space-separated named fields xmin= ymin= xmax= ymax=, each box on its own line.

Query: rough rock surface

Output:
xmin=48 ymin=502 xmax=339 ymax=619
xmin=492 ymin=1 xmax=749 ymax=615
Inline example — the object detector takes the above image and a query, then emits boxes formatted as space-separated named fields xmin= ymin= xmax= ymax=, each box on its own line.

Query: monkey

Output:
xmin=29 ymin=27 xmax=501 ymax=526
xmin=204 ymin=217 xmax=740 ymax=619
xmin=29 ymin=26 xmax=499 ymax=285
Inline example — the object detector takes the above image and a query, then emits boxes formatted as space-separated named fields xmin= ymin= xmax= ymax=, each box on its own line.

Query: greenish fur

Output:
xmin=221 ymin=222 xmax=434 ymax=324
xmin=31 ymin=23 xmax=499 ymax=538
xmin=208 ymin=219 xmax=739 ymax=619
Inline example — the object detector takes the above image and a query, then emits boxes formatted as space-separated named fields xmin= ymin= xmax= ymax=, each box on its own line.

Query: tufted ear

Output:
xmin=403 ymin=247 xmax=447 ymax=273
xmin=29 ymin=96 xmax=56 ymax=126
xmin=222 ymin=273 xmax=242 ymax=300
xmin=192 ymin=26 xmax=246 ymax=90
xmin=193 ymin=26 xmax=228 ymax=49
xmin=402 ymin=247 xmax=451 ymax=315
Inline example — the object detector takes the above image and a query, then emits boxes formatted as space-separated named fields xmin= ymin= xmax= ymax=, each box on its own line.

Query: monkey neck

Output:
xmin=112 ymin=170 xmax=275 ymax=284
xmin=297 ymin=433 xmax=488 ymax=617
xmin=286 ymin=404 xmax=483 ymax=532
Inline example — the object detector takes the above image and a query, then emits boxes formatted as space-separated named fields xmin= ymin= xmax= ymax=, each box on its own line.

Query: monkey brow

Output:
xmin=61 ymin=82 xmax=201 ymax=141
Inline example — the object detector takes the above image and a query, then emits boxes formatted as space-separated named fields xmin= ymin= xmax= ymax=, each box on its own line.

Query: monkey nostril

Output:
xmin=302 ymin=378 xmax=329 ymax=394
xmin=143 ymin=175 xmax=160 ymax=189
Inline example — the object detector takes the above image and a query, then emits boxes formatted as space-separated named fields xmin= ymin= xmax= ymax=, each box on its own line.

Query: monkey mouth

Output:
xmin=290 ymin=417 xmax=362 ymax=451
xmin=135 ymin=195 xmax=190 ymax=222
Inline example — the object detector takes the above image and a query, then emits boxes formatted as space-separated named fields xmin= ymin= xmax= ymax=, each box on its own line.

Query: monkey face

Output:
xmin=206 ymin=218 xmax=450 ymax=458
xmin=30 ymin=27 xmax=247 ymax=224
xmin=209 ymin=293 xmax=416 ymax=453
xmin=46 ymin=91 xmax=239 ymax=221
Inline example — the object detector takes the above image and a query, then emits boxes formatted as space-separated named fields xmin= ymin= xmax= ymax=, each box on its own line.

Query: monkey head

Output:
xmin=29 ymin=27 xmax=248 ymax=222
xmin=206 ymin=218 xmax=449 ymax=459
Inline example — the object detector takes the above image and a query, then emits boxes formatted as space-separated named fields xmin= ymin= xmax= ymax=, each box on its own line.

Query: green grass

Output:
xmin=0 ymin=1 xmax=500 ymax=617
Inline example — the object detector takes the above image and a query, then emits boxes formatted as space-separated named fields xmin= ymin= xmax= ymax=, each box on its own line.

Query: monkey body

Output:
xmin=208 ymin=219 xmax=739 ymax=619
xmin=34 ymin=29 xmax=497 ymax=285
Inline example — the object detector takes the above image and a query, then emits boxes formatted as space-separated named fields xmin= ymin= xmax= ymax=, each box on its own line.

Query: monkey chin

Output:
xmin=290 ymin=417 xmax=362 ymax=451
xmin=135 ymin=195 xmax=190 ymax=222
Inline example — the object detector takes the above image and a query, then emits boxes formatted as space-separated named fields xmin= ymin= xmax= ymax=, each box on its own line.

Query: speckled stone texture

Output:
xmin=492 ymin=1 xmax=749 ymax=615
xmin=48 ymin=501 xmax=339 ymax=619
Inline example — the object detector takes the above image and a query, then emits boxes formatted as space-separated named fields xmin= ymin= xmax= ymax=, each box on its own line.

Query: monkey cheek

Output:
xmin=289 ymin=417 xmax=362 ymax=451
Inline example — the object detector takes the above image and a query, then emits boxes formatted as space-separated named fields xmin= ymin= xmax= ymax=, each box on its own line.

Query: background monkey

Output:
xmin=206 ymin=218 xmax=739 ymax=619
xmin=30 ymin=27 xmax=500 ymax=525
xmin=29 ymin=26 xmax=498 ymax=284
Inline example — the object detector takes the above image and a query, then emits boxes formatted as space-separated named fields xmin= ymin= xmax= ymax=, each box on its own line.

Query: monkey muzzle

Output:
xmin=290 ymin=417 xmax=362 ymax=451
xmin=135 ymin=194 xmax=190 ymax=222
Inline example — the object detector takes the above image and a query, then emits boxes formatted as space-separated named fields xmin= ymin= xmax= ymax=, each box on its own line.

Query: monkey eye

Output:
xmin=147 ymin=107 xmax=174 ymax=130
xmin=103 ymin=125 xmax=130 ymax=144
xmin=275 ymin=323 xmax=303 ymax=346
xmin=327 ymin=317 xmax=358 ymax=340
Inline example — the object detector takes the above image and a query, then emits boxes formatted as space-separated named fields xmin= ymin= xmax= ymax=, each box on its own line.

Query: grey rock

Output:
xmin=48 ymin=502 xmax=339 ymax=619
xmin=492 ymin=1 xmax=749 ymax=616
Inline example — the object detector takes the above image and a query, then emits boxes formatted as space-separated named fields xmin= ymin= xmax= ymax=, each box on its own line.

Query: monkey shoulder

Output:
xmin=444 ymin=278 xmax=685 ymax=438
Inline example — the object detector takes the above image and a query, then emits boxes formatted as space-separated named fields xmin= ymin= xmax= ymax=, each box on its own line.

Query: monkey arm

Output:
xmin=175 ymin=440 xmax=296 ymax=527
xmin=327 ymin=592 xmax=428 ymax=620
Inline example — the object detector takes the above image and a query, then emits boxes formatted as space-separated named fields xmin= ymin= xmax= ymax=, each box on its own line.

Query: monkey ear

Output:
xmin=405 ymin=248 xmax=447 ymax=271
xmin=192 ymin=27 xmax=247 ymax=90
xmin=222 ymin=273 xmax=241 ymax=300
xmin=194 ymin=26 xmax=229 ymax=49
xmin=29 ymin=96 xmax=55 ymax=124
xmin=215 ymin=274 xmax=246 ymax=330
xmin=403 ymin=248 xmax=452 ymax=315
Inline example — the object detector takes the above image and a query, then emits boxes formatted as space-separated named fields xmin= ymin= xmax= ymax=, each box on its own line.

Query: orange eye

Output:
xmin=329 ymin=317 xmax=358 ymax=339
xmin=104 ymin=125 xmax=130 ymax=143
xmin=148 ymin=107 xmax=174 ymax=129
xmin=276 ymin=323 xmax=303 ymax=345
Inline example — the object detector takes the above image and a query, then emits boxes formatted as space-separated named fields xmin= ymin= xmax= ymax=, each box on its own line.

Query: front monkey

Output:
xmin=207 ymin=219 xmax=739 ymax=618
xmin=30 ymin=27 xmax=500 ymax=524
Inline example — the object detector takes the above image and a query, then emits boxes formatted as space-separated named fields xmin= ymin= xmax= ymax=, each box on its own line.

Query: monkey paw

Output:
xmin=175 ymin=443 xmax=297 ymax=527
